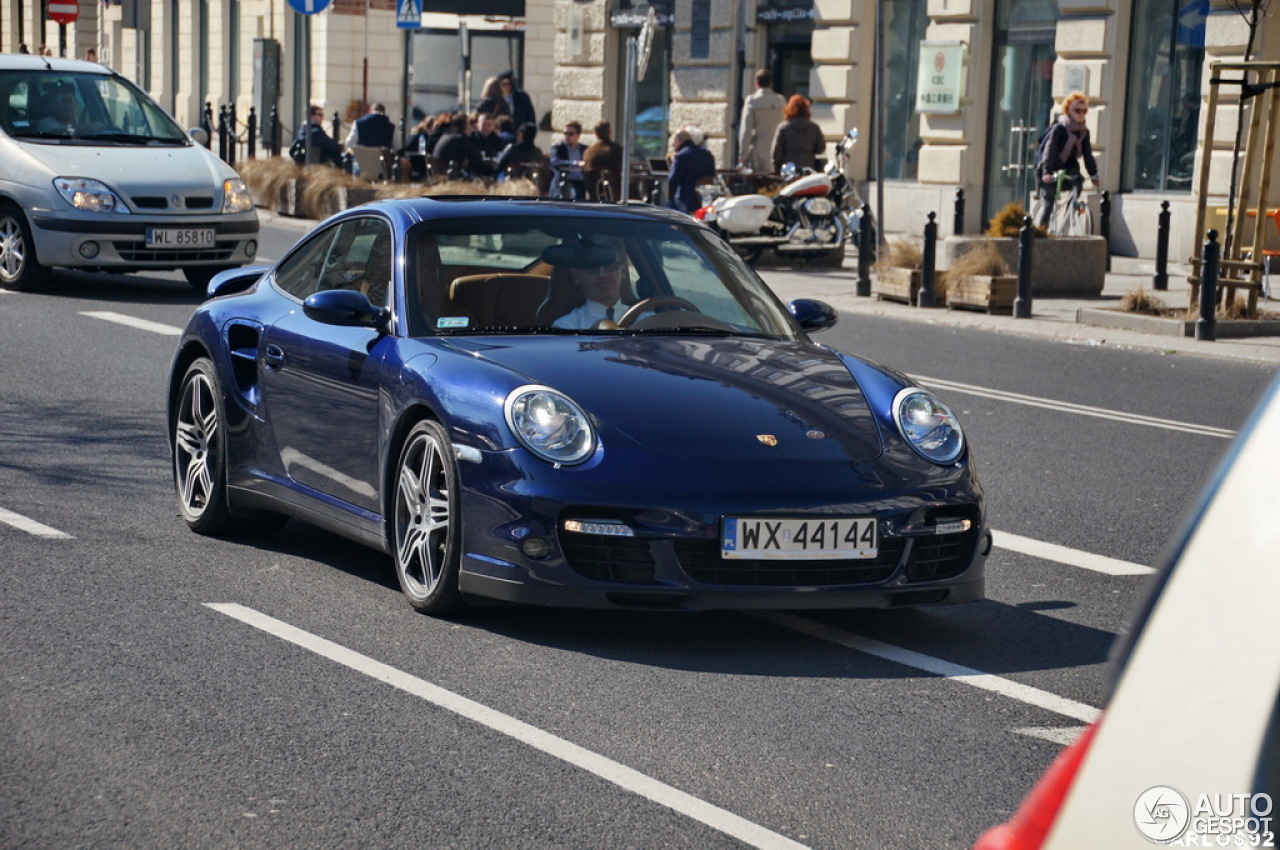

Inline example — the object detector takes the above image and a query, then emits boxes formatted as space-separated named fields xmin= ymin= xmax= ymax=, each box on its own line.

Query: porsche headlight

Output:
xmin=893 ymin=388 xmax=964 ymax=464
xmin=53 ymin=178 xmax=129 ymax=213
xmin=504 ymin=385 xmax=595 ymax=465
xmin=222 ymin=177 xmax=255 ymax=214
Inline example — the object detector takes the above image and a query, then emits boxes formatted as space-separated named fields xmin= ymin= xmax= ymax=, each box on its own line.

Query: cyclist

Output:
xmin=1035 ymin=92 xmax=1100 ymax=229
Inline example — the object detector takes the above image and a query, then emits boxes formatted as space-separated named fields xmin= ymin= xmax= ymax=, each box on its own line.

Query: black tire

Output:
xmin=392 ymin=420 xmax=464 ymax=615
xmin=183 ymin=265 xmax=235 ymax=294
xmin=173 ymin=358 xmax=287 ymax=536
xmin=0 ymin=203 xmax=49 ymax=292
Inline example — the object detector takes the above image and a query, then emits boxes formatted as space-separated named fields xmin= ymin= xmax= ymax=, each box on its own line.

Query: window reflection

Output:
xmin=1123 ymin=0 xmax=1205 ymax=192
xmin=880 ymin=0 xmax=929 ymax=181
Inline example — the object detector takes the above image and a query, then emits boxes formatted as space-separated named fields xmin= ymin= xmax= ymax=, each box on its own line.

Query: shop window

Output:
xmin=1122 ymin=0 xmax=1205 ymax=192
xmin=881 ymin=0 xmax=929 ymax=181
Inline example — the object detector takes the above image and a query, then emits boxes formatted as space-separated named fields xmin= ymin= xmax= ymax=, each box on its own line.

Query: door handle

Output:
xmin=264 ymin=344 xmax=285 ymax=369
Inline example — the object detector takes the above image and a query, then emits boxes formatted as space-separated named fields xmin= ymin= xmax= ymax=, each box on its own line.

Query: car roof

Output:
xmin=0 ymin=54 xmax=108 ymax=74
xmin=356 ymin=197 xmax=697 ymax=227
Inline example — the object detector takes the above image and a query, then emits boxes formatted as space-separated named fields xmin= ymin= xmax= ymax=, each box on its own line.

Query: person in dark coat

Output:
xmin=549 ymin=121 xmax=588 ymax=200
xmin=667 ymin=128 xmax=716 ymax=214
xmin=771 ymin=94 xmax=825 ymax=173
xmin=496 ymin=122 xmax=545 ymax=174
xmin=491 ymin=71 xmax=536 ymax=128
xmin=292 ymin=104 xmax=343 ymax=167
xmin=346 ymin=102 xmax=396 ymax=148
xmin=433 ymin=114 xmax=481 ymax=177
xmin=1034 ymin=91 xmax=1100 ymax=229
xmin=583 ymin=121 xmax=624 ymax=201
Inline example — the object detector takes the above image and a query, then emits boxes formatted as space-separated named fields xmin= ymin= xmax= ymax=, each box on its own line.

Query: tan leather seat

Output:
xmin=449 ymin=273 xmax=550 ymax=327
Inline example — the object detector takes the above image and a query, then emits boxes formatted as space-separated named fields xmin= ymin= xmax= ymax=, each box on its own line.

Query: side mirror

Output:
xmin=303 ymin=288 xmax=389 ymax=331
xmin=207 ymin=265 xmax=270 ymax=299
xmin=188 ymin=127 xmax=209 ymax=147
xmin=788 ymin=298 xmax=838 ymax=333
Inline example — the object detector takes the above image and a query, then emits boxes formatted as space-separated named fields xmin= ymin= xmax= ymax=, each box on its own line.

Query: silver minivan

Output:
xmin=0 ymin=54 xmax=258 ymax=292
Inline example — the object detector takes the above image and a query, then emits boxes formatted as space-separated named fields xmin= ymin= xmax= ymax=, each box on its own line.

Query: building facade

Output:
xmin=4 ymin=0 xmax=1278 ymax=262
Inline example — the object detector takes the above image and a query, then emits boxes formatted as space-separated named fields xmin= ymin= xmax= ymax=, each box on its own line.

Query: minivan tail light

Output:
xmin=972 ymin=722 xmax=1099 ymax=850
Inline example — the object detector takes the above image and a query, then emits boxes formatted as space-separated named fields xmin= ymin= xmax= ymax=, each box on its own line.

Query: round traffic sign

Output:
xmin=285 ymin=0 xmax=334 ymax=13
xmin=47 ymin=0 xmax=78 ymax=26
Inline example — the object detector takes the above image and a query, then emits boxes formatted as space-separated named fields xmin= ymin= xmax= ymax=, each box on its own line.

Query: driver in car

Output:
xmin=38 ymin=84 xmax=82 ymax=134
xmin=552 ymin=257 xmax=637 ymax=329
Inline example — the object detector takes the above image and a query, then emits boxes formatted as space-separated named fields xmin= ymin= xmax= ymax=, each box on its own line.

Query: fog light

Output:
xmin=520 ymin=537 xmax=552 ymax=559
xmin=932 ymin=518 xmax=972 ymax=535
xmin=78 ymin=241 xmax=100 ymax=259
xmin=245 ymin=240 xmax=257 ymax=258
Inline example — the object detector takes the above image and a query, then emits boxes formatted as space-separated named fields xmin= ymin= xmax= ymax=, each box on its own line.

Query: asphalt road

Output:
xmin=2 ymin=220 xmax=1276 ymax=849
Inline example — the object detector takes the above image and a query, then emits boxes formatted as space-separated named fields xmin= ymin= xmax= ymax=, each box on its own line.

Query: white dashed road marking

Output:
xmin=0 ymin=507 xmax=74 ymax=539
xmin=206 ymin=603 xmax=812 ymax=850
xmin=993 ymin=530 xmax=1156 ymax=576
xmin=80 ymin=311 xmax=182 ymax=336
xmin=757 ymin=612 xmax=1102 ymax=725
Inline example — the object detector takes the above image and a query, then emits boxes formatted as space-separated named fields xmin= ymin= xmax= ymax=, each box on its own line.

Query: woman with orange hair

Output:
xmin=1034 ymin=91 xmax=1100 ymax=228
xmin=770 ymin=94 xmax=825 ymax=173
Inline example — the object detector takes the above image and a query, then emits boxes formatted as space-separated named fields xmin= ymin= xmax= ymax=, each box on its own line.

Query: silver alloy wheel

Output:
xmin=0 ymin=211 xmax=29 ymax=284
xmin=394 ymin=428 xmax=452 ymax=601
xmin=175 ymin=370 xmax=218 ymax=520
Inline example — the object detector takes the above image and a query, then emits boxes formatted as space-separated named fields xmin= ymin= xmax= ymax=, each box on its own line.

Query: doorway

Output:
xmin=982 ymin=0 xmax=1060 ymax=226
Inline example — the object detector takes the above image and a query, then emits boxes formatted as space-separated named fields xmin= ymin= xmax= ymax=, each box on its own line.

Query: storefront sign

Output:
xmin=915 ymin=42 xmax=966 ymax=114
xmin=756 ymin=6 xmax=814 ymax=22
xmin=610 ymin=7 xmax=674 ymax=27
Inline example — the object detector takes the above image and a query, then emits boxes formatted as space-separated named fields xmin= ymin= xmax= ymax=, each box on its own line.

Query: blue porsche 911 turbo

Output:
xmin=167 ymin=198 xmax=988 ymax=615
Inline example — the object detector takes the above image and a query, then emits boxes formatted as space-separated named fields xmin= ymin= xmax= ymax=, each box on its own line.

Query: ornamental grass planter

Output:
xmin=947 ymin=274 xmax=1018 ymax=313
xmin=943 ymin=235 xmax=1106 ymax=296
xmin=875 ymin=266 xmax=922 ymax=304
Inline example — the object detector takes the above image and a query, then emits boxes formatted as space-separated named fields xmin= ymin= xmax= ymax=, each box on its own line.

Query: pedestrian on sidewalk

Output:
xmin=771 ymin=94 xmax=824 ymax=173
xmin=738 ymin=69 xmax=786 ymax=174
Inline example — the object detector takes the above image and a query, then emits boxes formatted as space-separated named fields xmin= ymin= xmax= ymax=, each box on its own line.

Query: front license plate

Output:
xmin=145 ymin=228 xmax=215 ymax=248
xmin=722 ymin=516 xmax=878 ymax=560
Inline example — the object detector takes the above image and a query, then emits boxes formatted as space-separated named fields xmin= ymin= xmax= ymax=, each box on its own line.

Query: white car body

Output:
xmin=976 ymin=375 xmax=1280 ymax=849
xmin=0 ymin=54 xmax=258 ymax=292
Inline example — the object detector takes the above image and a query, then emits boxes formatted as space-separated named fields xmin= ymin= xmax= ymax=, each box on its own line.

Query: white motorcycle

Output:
xmin=697 ymin=128 xmax=862 ymax=266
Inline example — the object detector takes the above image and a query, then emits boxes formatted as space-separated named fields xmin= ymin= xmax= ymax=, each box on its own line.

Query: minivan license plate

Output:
xmin=146 ymin=228 xmax=215 ymax=248
xmin=721 ymin=517 xmax=877 ymax=560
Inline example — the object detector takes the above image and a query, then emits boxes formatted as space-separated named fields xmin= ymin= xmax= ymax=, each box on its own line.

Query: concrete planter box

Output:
xmin=319 ymin=186 xmax=379 ymax=218
xmin=278 ymin=178 xmax=308 ymax=217
xmin=875 ymin=267 xmax=921 ymax=304
xmin=947 ymin=274 xmax=1017 ymax=314
xmin=944 ymin=235 xmax=1106 ymax=296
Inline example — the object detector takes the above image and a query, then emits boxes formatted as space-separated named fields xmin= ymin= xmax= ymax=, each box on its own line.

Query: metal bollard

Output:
xmin=1099 ymin=190 xmax=1111 ymax=271
xmin=228 ymin=104 xmax=237 ymax=166
xmin=856 ymin=204 xmax=874 ymax=297
xmin=247 ymin=107 xmax=257 ymax=160
xmin=1153 ymin=201 xmax=1170 ymax=291
xmin=953 ymin=188 xmax=965 ymax=236
xmin=918 ymin=211 xmax=938 ymax=308
xmin=1196 ymin=229 xmax=1219 ymax=341
xmin=269 ymin=106 xmax=280 ymax=157
xmin=1014 ymin=215 xmax=1035 ymax=319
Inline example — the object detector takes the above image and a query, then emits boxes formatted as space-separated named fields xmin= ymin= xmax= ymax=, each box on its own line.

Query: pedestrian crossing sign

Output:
xmin=397 ymin=0 xmax=422 ymax=28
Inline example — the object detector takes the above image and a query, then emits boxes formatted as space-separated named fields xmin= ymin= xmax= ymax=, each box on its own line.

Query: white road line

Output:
xmin=1014 ymin=726 xmax=1089 ymax=746
xmin=916 ymin=375 xmax=1237 ymax=439
xmin=0 ymin=507 xmax=74 ymax=539
xmin=81 ymin=311 xmax=182 ymax=336
xmin=993 ymin=530 xmax=1156 ymax=576
xmin=205 ymin=603 xmax=810 ymax=850
xmin=757 ymin=612 xmax=1102 ymax=725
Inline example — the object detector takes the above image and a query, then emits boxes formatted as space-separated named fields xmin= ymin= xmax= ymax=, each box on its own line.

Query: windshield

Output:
xmin=0 ymin=69 xmax=187 ymax=143
xmin=403 ymin=216 xmax=799 ymax=340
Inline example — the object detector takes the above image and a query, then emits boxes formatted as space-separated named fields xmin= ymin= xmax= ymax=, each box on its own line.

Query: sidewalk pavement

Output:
xmin=757 ymin=255 xmax=1280 ymax=366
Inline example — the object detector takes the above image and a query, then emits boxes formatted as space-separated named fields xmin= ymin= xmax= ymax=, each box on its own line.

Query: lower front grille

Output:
xmin=561 ymin=534 xmax=656 ymax=583
xmin=903 ymin=506 xmax=982 ymax=582
xmin=112 ymin=243 xmax=237 ymax=263
xmin=673 ymin=538 xmax=906 ymax=586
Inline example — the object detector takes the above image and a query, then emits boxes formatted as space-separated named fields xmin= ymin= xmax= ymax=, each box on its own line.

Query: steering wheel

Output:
xmin=617 ymin=296 xmax=699 ymax=328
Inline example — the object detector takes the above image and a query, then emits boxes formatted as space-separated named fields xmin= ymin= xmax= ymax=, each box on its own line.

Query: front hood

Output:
xmin=452 ymin=336 xmax=887 ymax=463
xmin=13 ymin=140 xmax=228 ymax=201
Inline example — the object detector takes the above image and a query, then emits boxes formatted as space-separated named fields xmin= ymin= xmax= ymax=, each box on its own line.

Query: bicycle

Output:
xmin=1032 ymin=169 xmax=1092 ymax=236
